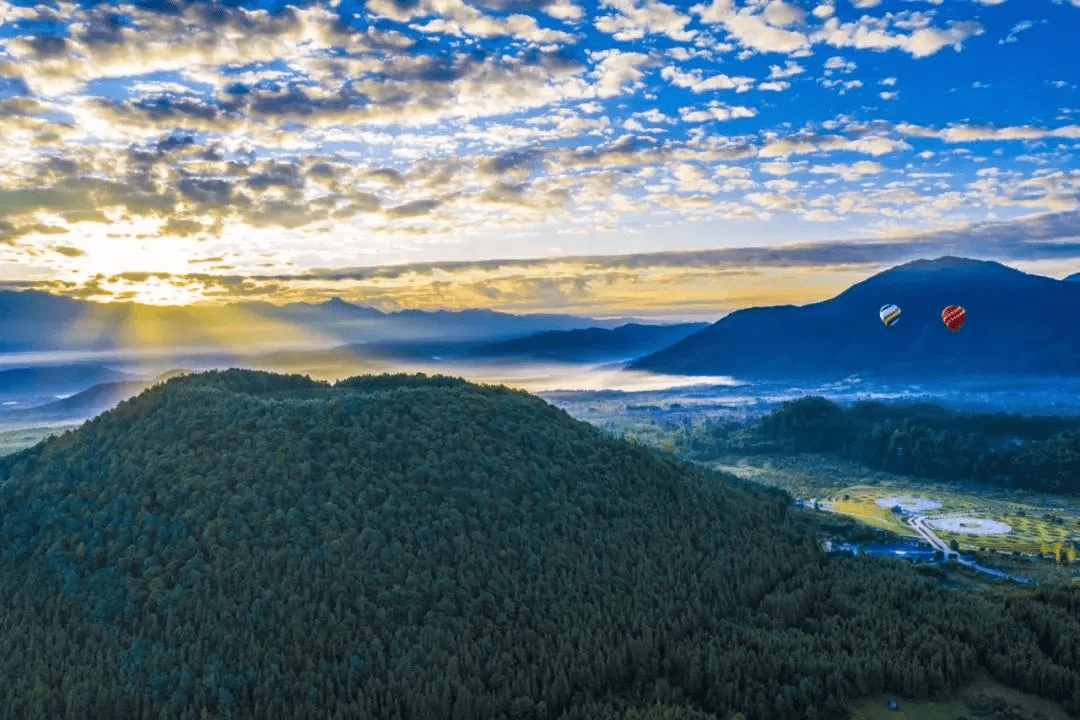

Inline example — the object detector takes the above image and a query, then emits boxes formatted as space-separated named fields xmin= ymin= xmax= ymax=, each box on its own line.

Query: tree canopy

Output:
xmin=0 ymin=370 xmax=1078 ymax=719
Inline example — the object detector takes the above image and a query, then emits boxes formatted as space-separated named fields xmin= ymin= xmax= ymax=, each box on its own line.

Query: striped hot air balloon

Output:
xmin=942 ymin=305 xmax=966 ymax=332
xmin=879 ymin=304 xmax=901 ymax=327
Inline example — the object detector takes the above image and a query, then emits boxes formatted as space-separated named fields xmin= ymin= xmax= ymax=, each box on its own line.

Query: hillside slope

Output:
xmin=0 ymin=364 xmax=136 ymax=397
xmin=632 ymin=257 xmax=1080 ymax=379
xmin=0 ymin=370 xmax=1078 ymax=719
xmin=0 ymin=380 xmax=153 ymax=422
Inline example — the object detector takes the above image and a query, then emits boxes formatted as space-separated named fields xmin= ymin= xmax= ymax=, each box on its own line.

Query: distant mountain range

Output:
xmin=0 ymin=364 xmax=137 ymax=397
xmin=631 ymin=257 xmax=1080 ymax=379
xmin=469 ymin=322 xmax=709 ymax=362
xmin=0 ymin=291 xmax=639 ymax=353
xmin=0 ymin=380 xmax=152 ymax=422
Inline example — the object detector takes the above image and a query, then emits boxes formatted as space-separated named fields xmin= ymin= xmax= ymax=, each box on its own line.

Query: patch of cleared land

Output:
xmin=851 ymin=670 xmax=1073 ymax=720
xmin=0 ymin=423 xmax=80 ymax=456
xmin=930 ymin=517 xmax=1012 ymax=536
xmin=710 ymin=453 xmax=1080 ymax=573
xmin=830 ymin=494 xmax=918 ymax=536
xmin=875 ymin=496 xmax=942 ymax=513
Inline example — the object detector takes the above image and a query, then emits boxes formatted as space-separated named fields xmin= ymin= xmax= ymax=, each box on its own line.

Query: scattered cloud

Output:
xmin=0 ymin=0 xmax=1075 ymax=313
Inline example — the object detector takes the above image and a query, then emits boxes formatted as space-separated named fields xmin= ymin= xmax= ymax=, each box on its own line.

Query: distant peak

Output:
xmin=888 ymin=256 xmax=1022 ymax=275
xmin=900 ymin=256 xmax=994 ymax=269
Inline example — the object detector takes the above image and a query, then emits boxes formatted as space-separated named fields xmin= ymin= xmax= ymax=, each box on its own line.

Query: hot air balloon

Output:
xmin=879 ymin=304 xmax=901 ymax=327
xmin=942 ymin=305 xmax=966 ymax=332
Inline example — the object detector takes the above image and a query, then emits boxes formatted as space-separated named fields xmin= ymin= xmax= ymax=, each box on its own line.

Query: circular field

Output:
xmin=875 ymin=496 xmax=943 ymax=513
xmin=929 ymin=517 xmax=1012 ymax=536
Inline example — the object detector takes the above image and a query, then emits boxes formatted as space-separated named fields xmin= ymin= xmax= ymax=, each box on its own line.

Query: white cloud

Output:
xmin=661 ymin=65 xmax=755 ymax=93
xmin=672 ymin=163 xmax=721 ymax=193
xmin=590 ymin=50 xmax=653 ymax=98
xmin=759 ymin=81 xmax=790 ymax=91
xmin=763 ymin=1 xmax=806 ymax=27
xmin=824 ymin=56 xmax=856 ymax=73
xmin=759 ymin=133 xmax=911 ymax=158
xmin=680 ymin=103 xmax=758 ymax=122
xmin=416 ymin=13 xmax=575 ymax=43
xmin=809 ymin=160 xmax=886 ymax=180
xmin=759 ymin=161 xmax=800 ymax=175
xmin=815 ymin=16 xmax=984 ymax=58
xmin=544 ymin=0 xmax=586 ymax=21
xmin=691 ymin=0 xmax=811 ymax=54
xmin=769 ymin=60 xmax=806 ymax=78
xmin=897 ymin=123 xmax=1080 ymax=142
xmin=879 ymin=91 xmax=898 ymax=100
xmin=595 ymin=0 xmax=696 ymax=41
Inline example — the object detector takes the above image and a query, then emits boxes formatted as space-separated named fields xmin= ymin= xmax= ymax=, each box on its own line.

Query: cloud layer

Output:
xmin=0 ymin=0 xmax=1077 ymax=313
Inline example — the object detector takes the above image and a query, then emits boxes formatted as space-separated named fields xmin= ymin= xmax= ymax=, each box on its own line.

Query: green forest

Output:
xmin=1 ymin=370 xmax=1079 ymax=719
xmin=673 ymin=396 xmax=1080 ymax=495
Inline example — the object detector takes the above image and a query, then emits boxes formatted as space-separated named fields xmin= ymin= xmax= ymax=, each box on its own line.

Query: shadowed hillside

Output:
xmin=0 ymin=370 xmax=1078 ymax=719
xmin=0 ymin=364 xmax=136 ymax=397
xmin=0 ymin=380 xmax=153 ymax=422
xmin=632 ymin=257 xmax=1080 ymax=379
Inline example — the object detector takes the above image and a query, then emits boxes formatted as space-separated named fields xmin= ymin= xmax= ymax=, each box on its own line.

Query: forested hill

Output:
xmin=2 ymin=370 xmax=1080 ymax=719
xmin=681 ymin=396 xmax=1080 ymax=495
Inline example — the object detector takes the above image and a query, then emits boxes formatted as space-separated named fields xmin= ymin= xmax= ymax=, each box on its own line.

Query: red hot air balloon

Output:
xmin=942 ymin=305 xmax=966 ymax=332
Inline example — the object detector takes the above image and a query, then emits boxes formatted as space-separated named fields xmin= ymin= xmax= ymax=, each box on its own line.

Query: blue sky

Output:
xmin=0 ymin=0 xmax=1077 ymax=319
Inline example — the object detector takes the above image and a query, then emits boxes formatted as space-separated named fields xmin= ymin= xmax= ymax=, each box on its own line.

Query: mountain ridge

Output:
xmin=631 ymin=256 xmax=1080 ymax=379
xmin=0 ymin=291 xmax=638 ymax=352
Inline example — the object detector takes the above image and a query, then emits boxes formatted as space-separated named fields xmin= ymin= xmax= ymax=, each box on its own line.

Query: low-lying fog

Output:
xmin=4 ymin=348 xmax=1080 ymax=434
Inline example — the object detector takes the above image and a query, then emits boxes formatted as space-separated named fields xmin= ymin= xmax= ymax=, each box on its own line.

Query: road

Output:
xmin=906 ymin=514 xmax=957 ymax=558
xmin=819 ymin=498 xmax=1035 ymax=585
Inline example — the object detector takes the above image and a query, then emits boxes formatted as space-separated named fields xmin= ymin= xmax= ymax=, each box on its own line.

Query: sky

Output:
xmin=0 ymin=0 xmax=1078 ymax=320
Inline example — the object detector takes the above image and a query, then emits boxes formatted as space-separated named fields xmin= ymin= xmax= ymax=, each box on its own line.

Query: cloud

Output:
xmin=758 ymin=132 xmax=911 ymax=158
xmin=769 ymin=60 xmax=805 ymax=78
xmin=590 ymin=49 xmax=654 ymax=98
xmin=897 ymin=123 xmax=1080 ymax=142
xmin=679 ymin=103 xmax=758 ymax=122
xmin=824 ymin=56 xmax=856 ymax=73
xmin=660 ymin=65 xmax=755 ymax=93
xmin=691 ymin=0 xmax=811 ymax=54
xmin=809 ymin=160 xmax=886 ymax=180
xmin=815 ymin=16 xmax=984 ymax=58
xmin=595 ymin=0 xmax=696 ymax=41
xmin=544 ymin=0 xmax=586 ymax=21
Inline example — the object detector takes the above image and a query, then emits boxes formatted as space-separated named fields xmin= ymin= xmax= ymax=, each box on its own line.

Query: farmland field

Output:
xmin=851 ymin=669 xmax=1074 ymax=720
xmin=707 ymin=452 xmax=1080 ymax=577
xmin=0 ymin=423 xmax=79 ymax=457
